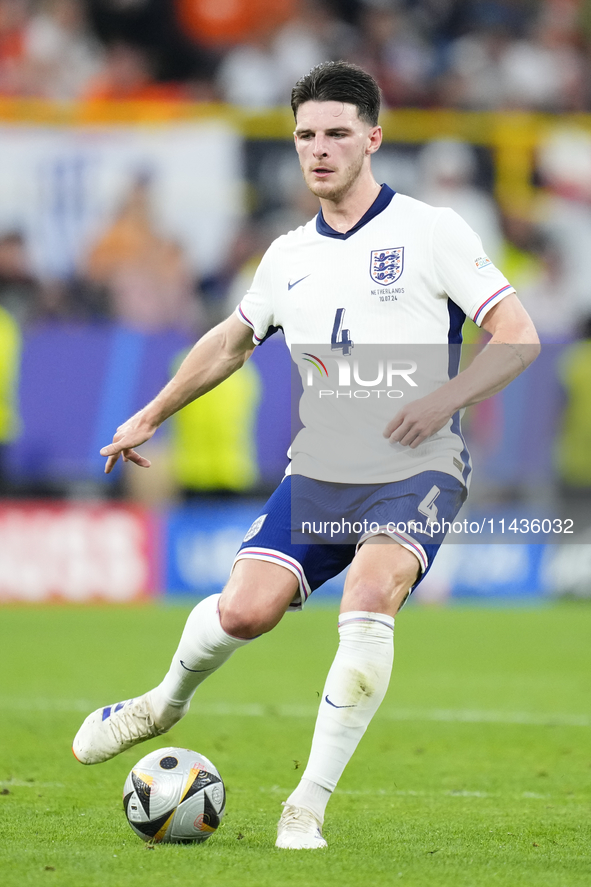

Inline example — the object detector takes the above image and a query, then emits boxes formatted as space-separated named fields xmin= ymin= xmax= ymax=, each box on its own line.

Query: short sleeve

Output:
xmin=432 ymin=208 xmax=515 ymax=326
xmin=235 ymin=242 xmax=278 ymax=345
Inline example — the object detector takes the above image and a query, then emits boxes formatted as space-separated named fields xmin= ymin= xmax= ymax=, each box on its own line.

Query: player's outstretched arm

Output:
xmin=100 ymin=314 xmax=255 ymax=473
xmin=384 ymin=294 xmax=540 ymax=449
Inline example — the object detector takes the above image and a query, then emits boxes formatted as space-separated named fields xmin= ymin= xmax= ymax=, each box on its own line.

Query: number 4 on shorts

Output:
xmin=418 ymin=485 xmax=440 ymax=526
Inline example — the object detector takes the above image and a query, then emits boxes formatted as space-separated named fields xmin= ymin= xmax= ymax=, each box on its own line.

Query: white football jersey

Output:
xmin=236 ymin=186 xmax=515 ymax=486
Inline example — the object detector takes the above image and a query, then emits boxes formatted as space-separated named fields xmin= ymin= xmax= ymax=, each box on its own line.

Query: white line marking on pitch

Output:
xmin=259 ymin=786 xmax=553 ymax=800
xmin=0 ymin=779 xmax=65 ymax=788
xmin=0 ymin=698 xmax=589 ymax=727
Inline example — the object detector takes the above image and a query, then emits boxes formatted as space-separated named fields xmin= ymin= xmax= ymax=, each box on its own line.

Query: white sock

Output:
xmin=287 ymin=611 xmax=394 ymax=819
xmin=284 ymin=778 xmax=332 ymax=824
xmin=150 ymin=593 xmax=251 ymax=726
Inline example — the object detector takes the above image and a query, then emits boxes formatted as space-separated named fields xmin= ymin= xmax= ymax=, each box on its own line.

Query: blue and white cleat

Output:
xmin=72 ymin=695 xmax=166 ymax=765
xmin=275 ymin=803 xmax=328 ymax=850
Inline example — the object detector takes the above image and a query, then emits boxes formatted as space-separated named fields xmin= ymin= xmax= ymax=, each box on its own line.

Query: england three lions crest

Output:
xmin=370 ymin=247 xmax=404 ymax=286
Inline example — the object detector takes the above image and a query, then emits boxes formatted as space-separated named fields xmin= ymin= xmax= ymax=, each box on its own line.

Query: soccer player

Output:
xmin=73 ymin=61 xmax=540 ymax=849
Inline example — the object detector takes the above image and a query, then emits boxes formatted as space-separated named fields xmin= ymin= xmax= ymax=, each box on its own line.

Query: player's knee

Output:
xmin=345 ymin=574 xmax=413 ymax=615
xmin=344 ymin=577 xmax=388 ymax=612
xmin=219 ymin=559 xmax=297 ymax=639
xmin=219 ymin=597 xmax=281 ymax=639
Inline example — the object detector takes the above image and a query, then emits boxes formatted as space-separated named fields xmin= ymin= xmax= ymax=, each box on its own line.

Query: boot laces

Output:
xmin=107 ymin=700 xmax=156 ymax=745
xmin=279 ymin=804 xmax=322 ymax=835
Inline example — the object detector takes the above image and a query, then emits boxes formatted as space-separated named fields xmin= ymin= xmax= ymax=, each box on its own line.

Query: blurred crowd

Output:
xmin=0 ymin=1 xmax=590 ymax=340
xmin=0 ymin=0 xmax=591 ymax=111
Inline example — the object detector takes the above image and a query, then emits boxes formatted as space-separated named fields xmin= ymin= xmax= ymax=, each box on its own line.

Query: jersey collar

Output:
xmin=315 ymin=184 xmax=396 ymax=240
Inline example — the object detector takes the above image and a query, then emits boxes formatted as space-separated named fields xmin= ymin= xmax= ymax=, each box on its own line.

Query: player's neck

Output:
xmin=319 ymin=174 xmax=382 ymax=234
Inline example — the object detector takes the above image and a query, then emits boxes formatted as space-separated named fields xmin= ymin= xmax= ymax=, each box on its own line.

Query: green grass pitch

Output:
xmin=0 ymin=600 xmax=590 ymax=887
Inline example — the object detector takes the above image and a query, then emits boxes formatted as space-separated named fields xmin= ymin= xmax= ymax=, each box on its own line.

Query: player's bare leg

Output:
xmin=339 ymin=535 xmax=419 ymax=616
xmin=277 ymin=538 xmax=418 ymax=849
xmin=73 ymin=560 xmax=298 ymax=765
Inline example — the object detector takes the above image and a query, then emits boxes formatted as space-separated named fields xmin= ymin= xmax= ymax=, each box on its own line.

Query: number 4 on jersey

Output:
xmin=331 ymin=308 xmax=354 ymax=355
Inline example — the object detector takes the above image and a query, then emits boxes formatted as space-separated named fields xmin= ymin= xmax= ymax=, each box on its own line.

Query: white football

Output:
xmin=123 ymin=746 xmax=225 ymax=844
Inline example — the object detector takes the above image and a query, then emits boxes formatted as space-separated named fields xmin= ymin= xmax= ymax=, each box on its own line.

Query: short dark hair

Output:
xmin=291 ymin=61 xmax=381 ymax=127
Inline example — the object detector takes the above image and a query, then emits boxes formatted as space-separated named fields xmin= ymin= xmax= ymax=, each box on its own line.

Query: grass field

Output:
xmin=0 ymin=600 xmax=590 ymax=887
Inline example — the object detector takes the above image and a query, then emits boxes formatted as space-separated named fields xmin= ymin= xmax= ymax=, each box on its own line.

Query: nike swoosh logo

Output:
xmin=180 ymin=660 xmax=216 ymax=673
xmin=325 ymin=694 xmax=356 ymax=709
xmin=288 ymin=274 xmax=311 ymax=291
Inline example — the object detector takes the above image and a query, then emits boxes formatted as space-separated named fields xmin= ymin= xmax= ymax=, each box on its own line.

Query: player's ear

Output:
xmin=366 ymin=126 xmax=382 ymax=155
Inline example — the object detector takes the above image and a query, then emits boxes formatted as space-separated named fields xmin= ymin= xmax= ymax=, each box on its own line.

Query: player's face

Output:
xmin=294 ymin=101 xmax=381 ymax=203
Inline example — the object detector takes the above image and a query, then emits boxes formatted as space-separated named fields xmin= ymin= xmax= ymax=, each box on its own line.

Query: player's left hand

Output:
xmin=383 ymin=392 xmax=454 ymax=448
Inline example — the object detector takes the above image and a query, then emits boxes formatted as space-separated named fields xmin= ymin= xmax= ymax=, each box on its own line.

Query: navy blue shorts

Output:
xmin=234 ymin=472 xmax=466 ymax=608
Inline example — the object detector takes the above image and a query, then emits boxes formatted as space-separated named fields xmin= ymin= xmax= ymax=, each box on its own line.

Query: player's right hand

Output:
xmin=100 ymin=416 xmax=156 ymax=474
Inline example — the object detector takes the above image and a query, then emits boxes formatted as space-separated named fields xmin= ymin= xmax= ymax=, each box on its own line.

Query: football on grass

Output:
xmin=123 ymin=746 xmax=225 ymax=844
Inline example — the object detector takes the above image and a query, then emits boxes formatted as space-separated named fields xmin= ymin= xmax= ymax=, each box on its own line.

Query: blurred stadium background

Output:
xmin=1 ymin=0 xmax=591 ymax=607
